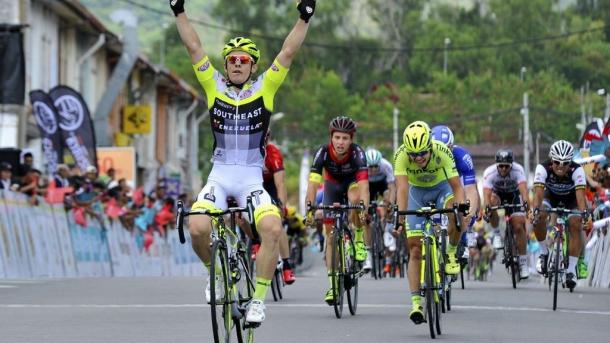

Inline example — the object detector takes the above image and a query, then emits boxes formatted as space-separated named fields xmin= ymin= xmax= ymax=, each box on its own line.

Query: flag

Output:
xmin=29 ymin=90 xmax=64 ymax=174
xmin=49 ymin=86 xmax=98 ymax=172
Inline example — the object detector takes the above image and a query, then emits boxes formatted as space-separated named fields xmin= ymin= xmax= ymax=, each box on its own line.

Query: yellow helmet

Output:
xmin=221 ymin=37 xmax=260 ymax=64
xmin=402 ymin=121 xmax=432 ymax=153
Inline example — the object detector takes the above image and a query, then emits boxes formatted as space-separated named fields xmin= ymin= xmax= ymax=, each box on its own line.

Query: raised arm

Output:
xmin=275 ymin=0 xmax=316 ymax=68
xmin=170 ymin=0 xmax=206 ymax=64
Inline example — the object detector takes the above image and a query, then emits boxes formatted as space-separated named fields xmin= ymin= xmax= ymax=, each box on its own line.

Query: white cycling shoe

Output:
xmin=246 ymin=299 xmax=266 ymax=323
xmin=205 ymin=275 xmax=223 ymax=303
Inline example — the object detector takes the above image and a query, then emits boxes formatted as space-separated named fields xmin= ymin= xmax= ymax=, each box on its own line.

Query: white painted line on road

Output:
xmin=0 ymin=285 xmax=18 ymax=288
xmin=0 ymin=303 xmax=608 ymax=316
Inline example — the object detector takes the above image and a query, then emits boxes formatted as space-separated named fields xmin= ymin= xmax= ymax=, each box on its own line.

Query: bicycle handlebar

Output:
xmin=392 ymin=202 xmax=470 ymax=233
xmin=174 ymin=196 xmax=254 ymax=244
xmin=307 ymin=200 xmax=365 ymax=212
xmin=484 ymin=203 xmax=528 ymax=223
xmin=531 ymin=207 xmax=588 ymax=226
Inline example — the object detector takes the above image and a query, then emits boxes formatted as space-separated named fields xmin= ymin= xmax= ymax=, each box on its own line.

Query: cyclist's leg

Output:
xmin=192 ymin=179 xmax=228 ymax=267
xmin=322 ymin=180 xmax=346 ymax=300
xmin=510 ymin=201 xmax=529 ymax=278
xmin=566 ymin=206 xmax=583 ymax=285
xmin=406 ymin=186 xmax=427 ymax=322
xmin=348 ymin=182 xmax=368 ymax=263
xmin=437 ymin=182 xmax=463 ymax=275
xmin=534 ymin=199 xmax=552 ymax=274
xmin=238 ymin=182 xmax=282 ymax=322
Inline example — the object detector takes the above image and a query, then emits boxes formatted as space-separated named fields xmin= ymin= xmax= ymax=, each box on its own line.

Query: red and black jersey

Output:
xmin=311 ymin=143 xmax=368 ymax=184
xmin=263 ymin=143 xmax=284 ymax=201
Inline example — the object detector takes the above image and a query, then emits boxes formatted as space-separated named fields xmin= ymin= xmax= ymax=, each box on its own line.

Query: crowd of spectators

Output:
xmin=1 ymin=153 xmax=191 ymax=250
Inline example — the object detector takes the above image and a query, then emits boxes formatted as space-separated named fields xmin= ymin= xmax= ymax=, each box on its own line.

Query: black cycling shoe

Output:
xmin=566 ymin=272 xmax=576 ymax=290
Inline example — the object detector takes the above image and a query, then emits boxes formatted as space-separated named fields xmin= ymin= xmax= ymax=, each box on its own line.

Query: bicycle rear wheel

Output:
xmin=331 ymin=228 xmax=345 ymax=318
xmin=424 ymin=240 xmax=436 ymax=339
xmin=346 ymin=234 xmax=358 ymax=316
xmin=210 ymin=240 xmax=235 ymax=343
xmin=552 ymin=240 xmax=561 ymax=311
xmin=235 ymin=251 xmax=255 ymax=343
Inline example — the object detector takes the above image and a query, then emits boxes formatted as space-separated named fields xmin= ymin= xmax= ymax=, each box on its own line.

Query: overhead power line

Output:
xmin=119 ymin=0 xmax=606 ymax=53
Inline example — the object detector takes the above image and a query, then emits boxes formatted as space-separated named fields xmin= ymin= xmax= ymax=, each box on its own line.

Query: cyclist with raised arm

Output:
xmin=482 ymin=148 xmax=531 ymax=279
xmin=531 ymin=140 xmax=588 ymax=289
xmin=394 ymin=121 xmax=467 ymax=325
xmin=170 ymin=0 xmax=315 ymax=324
xmin=304 ymin=116 xmax=370 ymax=304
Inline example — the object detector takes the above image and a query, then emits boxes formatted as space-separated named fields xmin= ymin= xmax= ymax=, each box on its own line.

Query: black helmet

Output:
xmin=495 ymin=148 xmax=513 ymax=164
xmin=329 ymin=116 xmax=357 ymax=136
xmin=0 ymin=162 xmax=12 ymax=172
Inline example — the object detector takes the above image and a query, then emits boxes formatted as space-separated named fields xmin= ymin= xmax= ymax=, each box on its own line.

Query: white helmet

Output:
xmin=365 ymin=148 xmax=382 ymax=166
xmin=549 ymin=140 xmax=574 ymax=162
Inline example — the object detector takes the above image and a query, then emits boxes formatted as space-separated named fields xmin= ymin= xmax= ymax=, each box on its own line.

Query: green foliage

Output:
xmin=81 ymin=0 xmax=610 ymax=196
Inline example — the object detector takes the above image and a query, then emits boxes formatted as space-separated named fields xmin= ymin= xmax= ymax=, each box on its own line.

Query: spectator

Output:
xmin=19 ymin=168 xmax=43 ymax=206
xmin=17 ymin=151 xmax=34 ymax=179
xmin=0 ymin=162 xmax=19 ymax=191
xmin=53 ymin=164 xmax=71 ymax=188
xmin=99 ymin=167 xmax=116 ymax=187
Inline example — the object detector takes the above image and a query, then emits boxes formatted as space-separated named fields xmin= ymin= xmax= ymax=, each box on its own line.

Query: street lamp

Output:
xmin=520 ymin=66 xmax=527 ymax=82
xmin=597 ymin=89 xmax=610 ymax=122
xmin=443 ymin=37 xmax=451 ymax=75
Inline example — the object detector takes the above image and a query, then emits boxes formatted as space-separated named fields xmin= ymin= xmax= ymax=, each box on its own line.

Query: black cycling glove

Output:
xmin=169 ymin=0 xmax=185 ymax=17
xmin=297 ymin=0 xmax=316 ymax=23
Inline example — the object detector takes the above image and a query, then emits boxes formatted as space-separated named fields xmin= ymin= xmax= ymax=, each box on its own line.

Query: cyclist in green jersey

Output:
xmin=170 ymin=0 xmax=315 ymax=324
xmin=393 ymin=121 xmax=467 ymax=324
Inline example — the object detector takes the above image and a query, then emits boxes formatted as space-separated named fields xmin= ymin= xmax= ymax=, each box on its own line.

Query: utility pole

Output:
xmin=393 ymin=107 xmax=399 ymax=152
xmin=520 ymin=66 xmax=530 ymax=185
xmin=443 ymin=37 xmax=450 ymax=75
xmin=522 ymin=93 xmax=530 ymax=186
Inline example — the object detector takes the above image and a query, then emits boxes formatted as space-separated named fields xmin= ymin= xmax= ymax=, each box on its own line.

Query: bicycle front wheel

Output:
xmin=424 ymin=240 xmax=436 ymax=339
xmin=552 ymin=240 xmax=561 ymax=311
xmin=331 ymin=228 xmax=345 ymax=318
xmin=210 ymin=240 xmax=235 ymax=343
xmin=346 ymin=234 xmax=358 ymax=316
xmin=505 ymin=225 xmax=518 ymax=289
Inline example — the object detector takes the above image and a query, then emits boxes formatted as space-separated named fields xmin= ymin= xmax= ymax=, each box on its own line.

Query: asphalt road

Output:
xmin=1 ymin=250 xmax=609 ymax=343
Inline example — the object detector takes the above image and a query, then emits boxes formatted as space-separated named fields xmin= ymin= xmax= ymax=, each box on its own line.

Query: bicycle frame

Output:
xmin=308 ymin=201 xmax=365 ymax=318
xmin=175 ymin=197 xmax=257 ymax=341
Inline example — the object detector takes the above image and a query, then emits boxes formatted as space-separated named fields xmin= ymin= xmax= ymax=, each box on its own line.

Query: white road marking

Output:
xmin=0 ymin=285 xmax=18 ymax=288
xmin=0 ymin=303 xmax=608 ymax=316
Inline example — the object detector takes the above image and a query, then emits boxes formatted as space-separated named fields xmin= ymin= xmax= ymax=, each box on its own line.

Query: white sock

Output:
xmin=568 ymin=256 xmax=578 ymax=275
xmin=539 ymin=243 xmax=548 ymax=255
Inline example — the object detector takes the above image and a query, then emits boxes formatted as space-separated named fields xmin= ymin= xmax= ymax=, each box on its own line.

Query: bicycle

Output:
xmin=270 ymin=259 xmax=284 ymax=302
xmin=175 ymin=197 xmax=256 ymax=343
xmin=308 ymin=201 xmax=365 ymax=319
xmin=368 ymin=201 xmax=387 ymax=279
xmin=533 ymin=206 xmax=587 ymax=311
xmin=485 ymin=203 xmax=527 ymax=289
xmin=393 ymin=202 xmax=468 ymax=339
xmin=389 ymin=229 xmax=409 ymax=278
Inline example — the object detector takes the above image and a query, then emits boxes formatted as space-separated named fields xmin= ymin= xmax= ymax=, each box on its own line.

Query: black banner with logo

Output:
xmin=49 ymin=85 xmax=98 ymax=172
xmin=29 ymin=90 xmax=64 ymax=174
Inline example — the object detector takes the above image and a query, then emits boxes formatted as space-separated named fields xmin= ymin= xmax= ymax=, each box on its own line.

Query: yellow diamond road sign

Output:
xmin=123 ymin=105 xmax=151 ymax=134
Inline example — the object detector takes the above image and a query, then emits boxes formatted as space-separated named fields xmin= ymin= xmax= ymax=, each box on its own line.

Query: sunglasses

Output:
xmin=552 ymin=160 xmax=570 ymax=167
xmin=369 ymin=165 xmax=379 ymax=169
xmin=226 ymin=55 xmax=253 ymax=65
xmin=408 ymin=150 xmax=430 ymax=158
xmin=497 ymin=164 xmax=511 ymax=169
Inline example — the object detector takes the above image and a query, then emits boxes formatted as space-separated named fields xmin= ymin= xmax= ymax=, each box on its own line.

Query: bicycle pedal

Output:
xmin=243 ymin=321 xmax=261 ymax=329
